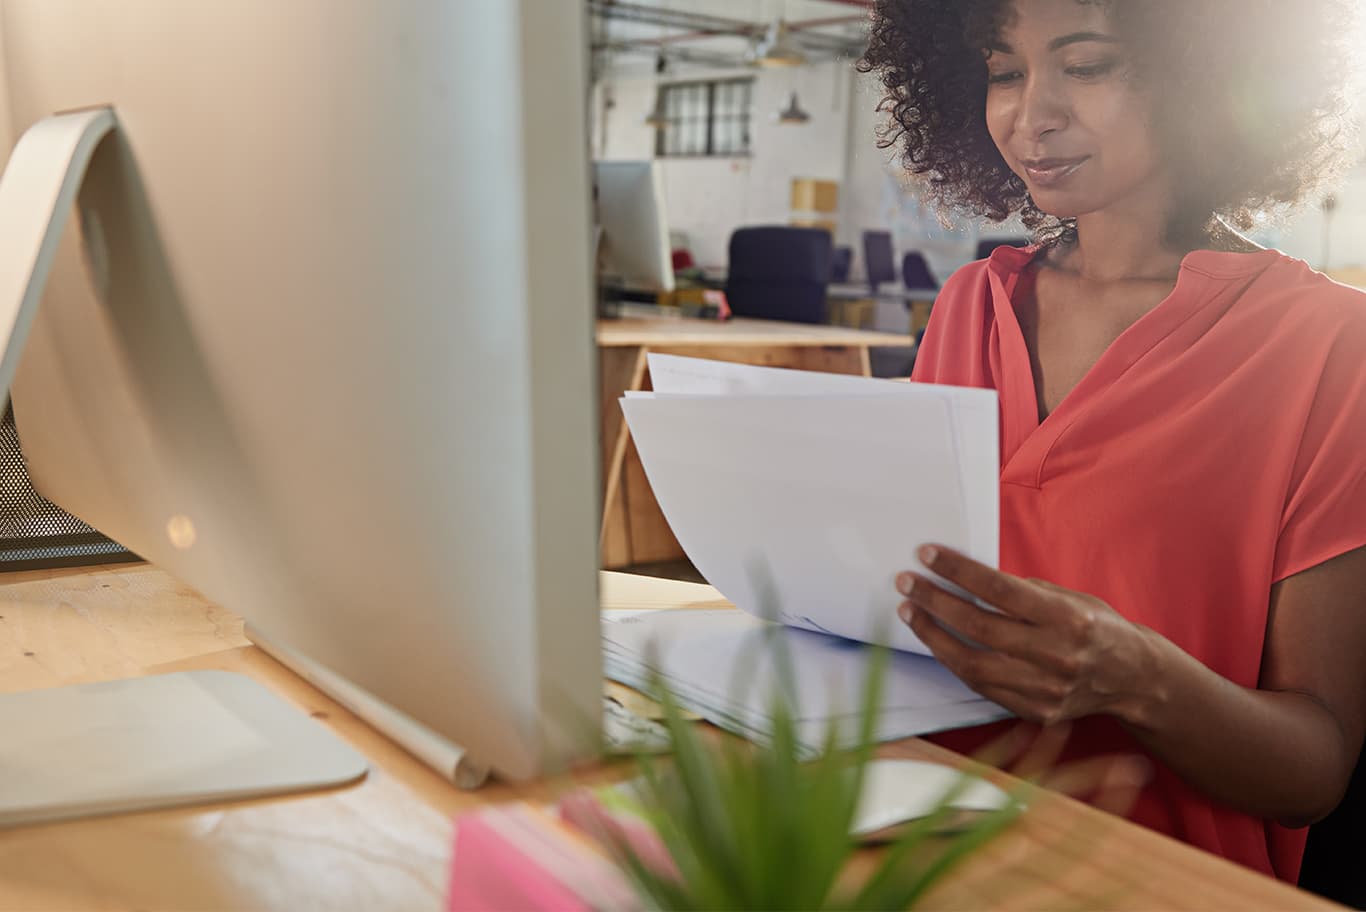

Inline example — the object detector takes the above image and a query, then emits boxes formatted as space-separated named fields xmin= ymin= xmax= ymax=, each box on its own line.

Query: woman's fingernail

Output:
xmin=897 ymin=601 xmax=913 ymax=624
xmin=919 ymin=545 xmax=939 ymax=566
xmin=896 ymin=572 xmax=913 ymax=595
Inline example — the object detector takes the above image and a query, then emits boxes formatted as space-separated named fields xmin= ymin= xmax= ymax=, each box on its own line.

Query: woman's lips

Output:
xmin=1020 ymin=156 xmax=1088 ymax=188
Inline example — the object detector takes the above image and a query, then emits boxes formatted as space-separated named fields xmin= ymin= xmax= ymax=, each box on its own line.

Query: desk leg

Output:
xmin=599 ymin=346 xmax=648 ymax=569
xmin=909 ymin=300 xmax=933 ymax=336
xmin=604 ymin=344 xmax=872 ymax=569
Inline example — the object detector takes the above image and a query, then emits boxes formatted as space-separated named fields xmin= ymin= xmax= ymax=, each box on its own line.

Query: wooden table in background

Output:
xmin=0 ymin=563 xmax=1335 ymax=910
xmin=825 ymin=283 xmax=938 ymax=334
xmin=597 ymin=308 xmax=913 ymax=569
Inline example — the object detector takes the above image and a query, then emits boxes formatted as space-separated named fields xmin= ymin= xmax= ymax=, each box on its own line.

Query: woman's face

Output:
xmin=983 ymin=0 xmax=1166 ymax=221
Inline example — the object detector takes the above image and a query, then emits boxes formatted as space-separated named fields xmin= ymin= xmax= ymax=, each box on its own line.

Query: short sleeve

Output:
xmin=1274 ymin=304 xmax=1366 ymax=582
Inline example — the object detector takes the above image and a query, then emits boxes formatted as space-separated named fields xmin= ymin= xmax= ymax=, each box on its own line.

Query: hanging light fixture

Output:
xmin=750 ymin=18 xmax=806 ymax=68
xmin=642 ymin=52 xmax=670 ymax=127
xmin=776 ymin=91 xmax=811 ymax=124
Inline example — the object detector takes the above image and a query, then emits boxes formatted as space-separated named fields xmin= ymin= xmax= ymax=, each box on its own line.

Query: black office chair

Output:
xmin=974 ymin=235 xmax=1030 ymax=261
xmin=862 ymin=230 xmax=897 ymax=293
xmin=901 ymin=251 xmax=939 ymax=293
xmin=831 ymin=246 xmax=853 ymax=283
xmin=1298 ymin=748 xmax=1366 ymax=906
xmin=724 ymin=226 xmax=833 ymax=325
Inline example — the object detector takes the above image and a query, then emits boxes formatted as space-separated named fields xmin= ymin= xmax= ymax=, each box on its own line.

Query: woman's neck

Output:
xmin=1056 ymin=206 xmax=1184 ymax=283
xmin=1051 ymin=208 xmax=1262 ymax=284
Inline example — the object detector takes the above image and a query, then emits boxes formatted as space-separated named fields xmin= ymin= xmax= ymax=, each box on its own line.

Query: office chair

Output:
xmin=831 ymin=246 xmax=853 ymax=283
xmin=862 ymin=230 xmax=897 ymax=293
xmin=974 ymin=236 xmax=1030 ymax=261
xmin=1298 ymin=747 xmax=1366 ymax=907
xmin=724 ymin=226 xmax=833 ymax=325
xmin=901 ymin=251 xmax=939 ymax=293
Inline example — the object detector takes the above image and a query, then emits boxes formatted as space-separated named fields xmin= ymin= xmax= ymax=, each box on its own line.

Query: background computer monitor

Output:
xmin=594 ymin=160 xmax=676 ymax=293
xmin=0 ymin=0 xmax=601 ymax=781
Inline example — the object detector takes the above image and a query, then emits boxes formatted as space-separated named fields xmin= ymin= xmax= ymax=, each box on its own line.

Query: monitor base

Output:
xmin=0 ymin=670 xmax=368 ymax=827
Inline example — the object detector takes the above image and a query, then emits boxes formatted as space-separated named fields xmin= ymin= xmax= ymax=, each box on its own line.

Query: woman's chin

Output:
xmin=1026 ymin=191 xmax=1088 ymax=221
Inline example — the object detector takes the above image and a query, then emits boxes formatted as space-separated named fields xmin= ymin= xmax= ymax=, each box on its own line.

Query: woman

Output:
xmin=861 ymin=0 xmax=1366 ymax=882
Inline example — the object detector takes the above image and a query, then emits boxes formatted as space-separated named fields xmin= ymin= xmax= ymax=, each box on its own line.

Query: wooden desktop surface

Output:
xmin=597 ymin=309 xmax=911 ymax=348
xmin=0 ymin=562 xmax=1335 ymax=911
xmin=597 ymin=309 xmax=913 ymax=569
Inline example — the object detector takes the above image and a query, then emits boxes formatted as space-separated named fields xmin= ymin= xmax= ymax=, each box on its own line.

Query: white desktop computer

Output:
xmin=594 ymin=160 xmax=676 ymax=295
xmin=0 ymin=0 xmax=602 ymax=807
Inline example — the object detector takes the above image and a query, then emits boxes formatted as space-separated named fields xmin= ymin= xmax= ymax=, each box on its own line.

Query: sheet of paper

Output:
xmin=620 ymin=394 xmax=967 ymax=654
xmin=602 ymin=610 xmax=1009 ymax=752
xmin=645 ymin=354 xmax=999 ymax=565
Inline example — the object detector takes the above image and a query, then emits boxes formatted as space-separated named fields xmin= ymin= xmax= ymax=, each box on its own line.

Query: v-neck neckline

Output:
xmin=987 ymin=244 xmax=1282 ymax=488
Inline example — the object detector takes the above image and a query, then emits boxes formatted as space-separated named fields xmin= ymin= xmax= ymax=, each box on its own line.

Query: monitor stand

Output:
xmin=246 ymin=622 xmax=491 ymax=788
xmin=0 ymin=107 xmax=368 ymax=826
xmin=0 ymin=671 xmax=367 ymax=827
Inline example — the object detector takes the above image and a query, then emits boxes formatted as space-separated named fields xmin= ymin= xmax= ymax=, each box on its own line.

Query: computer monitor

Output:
xmin=0 ymin=1 xmax=601 ymax=783
xmin=593 ymin=160 xmax=676 ymax=294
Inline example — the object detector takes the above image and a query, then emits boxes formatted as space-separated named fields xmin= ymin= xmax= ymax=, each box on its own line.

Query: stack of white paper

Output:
xmin=607 ymin=354 xmax=1008 ymax=752
xmin=602 ymin=609 xmax=1011 ymax=755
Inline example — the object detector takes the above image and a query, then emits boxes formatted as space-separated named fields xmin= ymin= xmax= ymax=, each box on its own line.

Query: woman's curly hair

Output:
xmin=858 ymin=0 xmax=1361 ymax=247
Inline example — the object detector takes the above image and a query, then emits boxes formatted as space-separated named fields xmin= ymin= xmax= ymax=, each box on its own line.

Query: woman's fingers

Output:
xmin=898 ymin=575 xmax=1077 ymax=674
xmin=912 ymin=545 xmax=1069 ymax=626
xmin=901 ymin=599 xmax=1069 ymax=707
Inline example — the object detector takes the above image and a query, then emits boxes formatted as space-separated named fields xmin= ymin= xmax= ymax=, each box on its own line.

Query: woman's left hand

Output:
xmin=897 ymin=545 xmax=1157 ymax=727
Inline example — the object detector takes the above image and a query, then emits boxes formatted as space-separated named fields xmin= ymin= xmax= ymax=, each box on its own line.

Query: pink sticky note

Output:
xmin=448 ymin=804 xmax=640 ymax=911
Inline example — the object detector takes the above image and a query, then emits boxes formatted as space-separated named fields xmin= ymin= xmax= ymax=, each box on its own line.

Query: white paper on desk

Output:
xmin=645 ymin=354 xmax=999 ymax=564
xmin=620 ymin=393 xmax=968 ymax=655
xmin=602 ymin=610 xmax=1010 ymax=751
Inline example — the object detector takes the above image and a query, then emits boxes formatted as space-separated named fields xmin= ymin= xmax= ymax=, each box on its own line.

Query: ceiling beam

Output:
xmin=588 ymin=2 xmax=866 ymax=55
xmin=586 ymin=1 xmax=760 ymax=36
xmin=595 ymin=44 xmax=752 ymax=69
xmin=790 ymin=15 xmax=868 ymax=32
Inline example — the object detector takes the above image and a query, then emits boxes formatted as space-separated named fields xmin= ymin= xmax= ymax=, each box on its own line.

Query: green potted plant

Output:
xmin=576 ymin=639 xmax=1032 ymax=911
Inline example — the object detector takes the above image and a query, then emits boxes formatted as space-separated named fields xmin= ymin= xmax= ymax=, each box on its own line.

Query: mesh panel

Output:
xmin=0 ymin=402 xmax=138 ymax=570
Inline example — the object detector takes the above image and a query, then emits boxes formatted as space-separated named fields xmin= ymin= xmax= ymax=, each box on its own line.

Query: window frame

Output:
xmin=653 ymin=77 xmax=754 ymax=159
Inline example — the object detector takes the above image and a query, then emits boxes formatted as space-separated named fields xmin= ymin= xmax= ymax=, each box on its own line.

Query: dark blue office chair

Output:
xmin=862 ymin=230 xmax=897 ymax=293
xmin=831 ymin=246 xmax=853 ymax=283
xmin=974 ymin=236 xmax=1030 ymax=261
xmin=901 ymin=251 xmax=939 ymax=292
xmin=1299 ymin=750 xmax=1366 ymax=906
xmin=724 ymin=226 xmax=832 ymax=325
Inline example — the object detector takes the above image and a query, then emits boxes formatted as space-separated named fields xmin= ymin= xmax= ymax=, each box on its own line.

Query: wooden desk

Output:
xmin=0 ymin=563 xmax=1334 ymax=910
xmin=597 ymin=309 xmax=912 ymax=569
xmin=1326 ymin=267 xmax=1366 ymax=291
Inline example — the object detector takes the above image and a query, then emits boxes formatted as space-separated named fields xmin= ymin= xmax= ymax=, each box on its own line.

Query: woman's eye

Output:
xmin=1066 ymin=59 xmax=1117 ymax=79
xmin=987 ymin=70 xmax=1022 ymax=85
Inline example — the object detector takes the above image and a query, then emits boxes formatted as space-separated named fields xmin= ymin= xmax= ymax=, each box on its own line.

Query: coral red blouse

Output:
xmin=915 ymin=245 xmax=1366 ymax=881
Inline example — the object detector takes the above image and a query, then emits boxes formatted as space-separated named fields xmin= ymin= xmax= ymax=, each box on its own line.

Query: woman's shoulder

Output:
xmin=1247 ymin=251 xmax=1366 ymax=327
xmin=1187 ymin=248 xmax=1366 ymax=324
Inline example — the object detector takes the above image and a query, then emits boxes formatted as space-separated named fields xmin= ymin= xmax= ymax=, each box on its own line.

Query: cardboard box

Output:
xmin=790 ymin=178 xmax=839 ymax=213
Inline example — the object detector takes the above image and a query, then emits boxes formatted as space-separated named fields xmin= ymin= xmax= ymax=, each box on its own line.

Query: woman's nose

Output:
xmin=1015 ymin=75 xmax=1069 ymax=140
